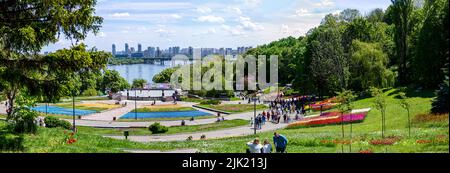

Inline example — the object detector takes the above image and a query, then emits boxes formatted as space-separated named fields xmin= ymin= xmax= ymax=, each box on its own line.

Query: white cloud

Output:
xmin=224 ymin=7 xmax=242 ymax=15
xmin=242 ymin=0 xmax=261 ymax=7
xmin=155 ymin=27 xmax=175 ymax=37
xmin=193 ymin=28 xmax=217 ymax=36
xmin=197 ymin=15 xmax=225 ymax=23
xmin=314 ymin=0 xmax=335 ymax=7
xmin=170 ymin=14 xmax=182 ymax=19
xmin=295 ymin=8 xmax=312 ymax=17
xmin=111 ymin=12 xmax=130 ymax=18
xmin=196 ymin=6 xmax=212 ymax=13
xmin=280 ymin=24 xmax=289 ymax=34
xmin=221 ymin=25 xmax=245 ymax=36
xmin=237 ymin=16 xmax=264 ymax=31
xmin=98 ymin=32 xmax=107 ymax=38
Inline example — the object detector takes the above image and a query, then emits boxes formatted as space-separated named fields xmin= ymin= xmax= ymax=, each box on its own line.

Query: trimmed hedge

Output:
xmin=148 ymin=122 xmax=168 ymax=134
xmin=44 ymin=116 xmax=72 ymax=130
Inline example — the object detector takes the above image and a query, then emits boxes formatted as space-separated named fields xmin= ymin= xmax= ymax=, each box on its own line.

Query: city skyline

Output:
xmin=42 ymin=0 xmax=392 ymax=53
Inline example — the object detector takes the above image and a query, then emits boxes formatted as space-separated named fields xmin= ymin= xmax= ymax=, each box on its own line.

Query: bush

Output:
xmin=0 ymin=133 xmax=24 ymax=151
xmin=148 ymin=122 xmax=168 ymax=134
xmin=44 ymin=116 xmax=72 ymax=130
xmin=9 ymin=108 xmax=38 ymax=134
xmin=81 ymin=88 xmax=99 ymax=96
xmin=200 ymin=100 xmax=221 ymax=105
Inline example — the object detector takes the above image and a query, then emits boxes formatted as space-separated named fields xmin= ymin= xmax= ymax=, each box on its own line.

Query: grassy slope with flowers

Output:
xmin=0 ymin=89 xmax=448 ymax=153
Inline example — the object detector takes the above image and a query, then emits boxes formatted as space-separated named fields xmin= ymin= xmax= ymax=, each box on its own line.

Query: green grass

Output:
xmin=76 ymin=119 xmax=248 ymax=136
xmin=0 ymin=114 xmax=6 ymax=119
xmin=54 ymin=103 xmax=109 ymax=112
xmin=131 ymin=107 xmax=196 ymax=113
xmin=198 ymin=104 xmax=268 ymax=113
xmin=181 ymin=97 xmax=205 ymax=103
xmin=1 ymin=89 xmax=448 ymax=153
xmin=117 ymin=115 xmax=217 ymax=122
xmin=60 ymin=96 xmax=110 ymax=102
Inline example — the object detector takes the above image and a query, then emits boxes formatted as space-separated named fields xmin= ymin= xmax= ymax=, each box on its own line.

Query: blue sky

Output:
xmin=42 ymin=0 xmax=392 ymax=52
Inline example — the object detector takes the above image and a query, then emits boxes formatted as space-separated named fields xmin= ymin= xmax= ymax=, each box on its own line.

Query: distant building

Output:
xmin=112 ymin=44 xmax=116 ymax=56
xmin=138 ymin=44 xmax=142 ymax=53
xmin=125 ymin=43 xmax=129 ymax=54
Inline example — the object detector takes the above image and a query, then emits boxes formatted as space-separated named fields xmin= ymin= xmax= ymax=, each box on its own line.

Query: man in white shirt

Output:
xmin=247 ymin=138 xmax=263 ymax=153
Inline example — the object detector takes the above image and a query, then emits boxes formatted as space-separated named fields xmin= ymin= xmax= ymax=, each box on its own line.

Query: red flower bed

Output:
xmin=369 ymin=136 xmax=400 ymax=146
xmin=288 ymin=112 xmax=368 ymax=128
xmin=65 ymin=132 xmax=77 ymax=145
xmin=359 ymin=149 xmax=374 ymax=153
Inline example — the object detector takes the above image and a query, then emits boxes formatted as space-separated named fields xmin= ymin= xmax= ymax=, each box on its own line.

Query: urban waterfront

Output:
xmin=107 ymin=61 xmax=185 ymax=83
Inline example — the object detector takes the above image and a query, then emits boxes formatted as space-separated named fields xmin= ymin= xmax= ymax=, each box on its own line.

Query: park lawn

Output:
xmin=198 ymin=104 xmax=268 ymax=113
xmin=54 ymin=103 xmax=120 ymax=112
xmin=0 ymin=114 xmax=5 ymax=119
xmin=128 ymin=88 xmax=446 ymax=153
xmin=132 ymin=106 xmax=196 ymax=113
xmin=76 ymin=119 xmax=249 ymax=136
xmin=1 ymin=89 xmax=448 ymax=153
xmin=116 ymin=115 xmax=216 ymax=122
xmin=181 ymin=97 xmax=205 ymax=103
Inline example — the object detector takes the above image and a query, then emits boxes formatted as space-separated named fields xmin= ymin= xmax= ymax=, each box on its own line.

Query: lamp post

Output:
xmin=72 ymin=92 xmax=76 ymax=132
xmin=135 ymin=89 xmax=137 ymax=120
xmin=253 ymin=83 xmax=261 ymax=135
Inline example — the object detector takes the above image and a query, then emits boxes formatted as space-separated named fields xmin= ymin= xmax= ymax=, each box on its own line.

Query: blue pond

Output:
xmin=31 ymin=106 xmax=97 ymax=116
xmin=120 ymin=110 xmax=211 ymax=119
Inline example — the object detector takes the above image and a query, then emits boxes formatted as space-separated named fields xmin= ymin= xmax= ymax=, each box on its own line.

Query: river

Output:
xmin=107 ymin=61 xmax=176 ymax=84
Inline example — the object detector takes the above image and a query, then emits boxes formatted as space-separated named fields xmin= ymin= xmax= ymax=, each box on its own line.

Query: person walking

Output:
xmin=273 ymin=132 xmax=288 ymax=153
xmin=262 ymin=139 xmax=272 ymax=153
xmin=246 ymin=138 xmax=263 ymax=153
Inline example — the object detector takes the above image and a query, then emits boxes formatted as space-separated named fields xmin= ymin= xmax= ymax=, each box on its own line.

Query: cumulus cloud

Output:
xmin=224 ymin=7 xmax=242 ymax=15
xmin=237 ymin=16 xmax=264 ymax=31
xmin=280 ymin=24 xmax=289 ymax=34
xmin=314 ymin=0 xmax=335 ymax=7
xmin=155 ymin=27 xmax=175 ymax=37
xmin=170 ymin=14 xmax=182 ymax=19
xmin=197 ymin=15 xmax=225 ymax=23
xmin=196 ymin=6 xmax=212 ymax=13
xmin=111 ymin=12 xmax=130 ymax=18
xmin=221 ymin=25 xmax=245 ymax=36
xmin=295 ymin=8 xmax=312 ymax=17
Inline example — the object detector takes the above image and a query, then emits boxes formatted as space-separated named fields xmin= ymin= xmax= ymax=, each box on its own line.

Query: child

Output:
xmin=262 ymin=139 xmax=272 ymax=153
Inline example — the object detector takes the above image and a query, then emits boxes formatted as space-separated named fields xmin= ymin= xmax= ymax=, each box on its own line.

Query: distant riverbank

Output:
xmin=108 ymin=57 xmax=144 ymax=65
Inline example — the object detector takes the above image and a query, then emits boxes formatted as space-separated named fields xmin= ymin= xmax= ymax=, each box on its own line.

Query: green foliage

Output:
xmin=132 ymin=78 xmax=147 ymax=89
xmin=152 ymin=67 xmax=178 ymax=83
xmin=350 ymin=40 xmax=395 ymax=90
xmin=148 ymin=123 xmax=168 ymax=134
xmin=0 ymin=133 xmax=24 ymax=151
xmin=100 ymin=69 xmax=130 ymax=93
xmin=109 ymin=57 xmax=144 ymax=65
xmin=336 ymin=89 xmax=356 ymax=113
xmin=81 ymin=88 xmax=99 ymax=97
xmin=370 ymin=87 xmax=387 ymax=138
xmin=44 ymin=116 xmax=72 ymax=130
xmin=8 ymin=108 xmax=38 ymax=134
xmin=199 ymin=100 xmax=221 ymax=105
xmin=431 ymin=77 xmax=449 ymax=114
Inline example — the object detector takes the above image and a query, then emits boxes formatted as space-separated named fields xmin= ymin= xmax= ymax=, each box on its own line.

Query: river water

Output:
xmin=107 ymin=61 xmax=184 ymax=84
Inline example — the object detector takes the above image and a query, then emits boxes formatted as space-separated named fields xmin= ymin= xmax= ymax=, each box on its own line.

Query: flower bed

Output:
xmin=287 ymin=112 xmax=368 ymax=128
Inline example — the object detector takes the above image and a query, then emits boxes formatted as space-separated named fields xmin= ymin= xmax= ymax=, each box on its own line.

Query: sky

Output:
xmin=42 ymin=0 xmax=392 ymax=53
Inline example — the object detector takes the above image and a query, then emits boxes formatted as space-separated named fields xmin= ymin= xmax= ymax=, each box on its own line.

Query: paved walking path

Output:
xmin=105 ymin=121 xmax=288 ymax=142
xmin=103 ymin=108 xmax=371 ymax=143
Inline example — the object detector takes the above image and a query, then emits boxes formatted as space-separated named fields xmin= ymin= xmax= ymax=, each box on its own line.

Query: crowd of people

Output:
xmin=246 ymin=132 xmax=288 ymax=153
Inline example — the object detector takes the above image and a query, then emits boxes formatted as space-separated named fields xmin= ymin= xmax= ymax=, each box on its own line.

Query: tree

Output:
xmin=152 ymin=67 xmax=179 ymax=83
xmin=431 ymin=76 xmax=449 ymax=114
xmin=411 ymin=0 xmax=449 ymax=88
xmin=398 ymin=91 xmax=411 ymax=137
xmin=132 ymin=78 xmax=147 ymax=89
xmin=390 ymin=0 xmax=414 ymax=85
xmin=370 ymin=87 xmax=387 ymax=138
xmin=305 ymin=22 xmax=347 ymax=97
xmin=349 ymin=40 xmax=395 ymax=91
xmin=1 ymin=0 xmax=106 ymax=119
xmin=336 ymin=89 xmax=356 ymax=153
xmin=100 ymin=70 xmax=130 ymax=93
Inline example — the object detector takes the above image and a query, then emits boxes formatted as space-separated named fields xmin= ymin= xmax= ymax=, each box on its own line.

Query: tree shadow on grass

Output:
xmin=0 ymin=126 xmax=25 ymax=152
xmin=388 ymin=88 xmax=436 ymax=99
